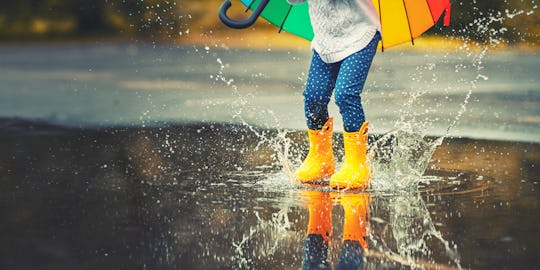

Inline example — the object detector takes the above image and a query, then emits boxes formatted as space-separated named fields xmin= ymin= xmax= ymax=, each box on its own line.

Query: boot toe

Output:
xmin=295 ymin=166 xmax=334 ymax=183
xmin=329 ymin=166 xmax=369 ymax=190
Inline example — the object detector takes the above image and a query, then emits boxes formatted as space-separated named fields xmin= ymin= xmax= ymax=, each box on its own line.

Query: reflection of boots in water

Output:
xmin=301 ymin=190 xmax=332 ymax=270
xmin=336 ymin=193 xmax=371 ymax=270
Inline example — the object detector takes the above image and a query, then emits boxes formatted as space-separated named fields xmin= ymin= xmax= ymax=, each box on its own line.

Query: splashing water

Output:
xmin=212 ymin=53 xmax=298 ymax=181
xmin=360 ymin=9 xmax=534 ymax=267
xmin=231 ymin=207 xmax=303 ymax=269
xmin=367 ymin=193 xmax=461 ymax=269
xmin=368 ymin=2 xmax=538 ymax=191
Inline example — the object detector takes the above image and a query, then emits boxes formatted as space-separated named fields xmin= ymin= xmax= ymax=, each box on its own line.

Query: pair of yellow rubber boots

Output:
xmin=295 ymin=118 xmax=370 ymax=189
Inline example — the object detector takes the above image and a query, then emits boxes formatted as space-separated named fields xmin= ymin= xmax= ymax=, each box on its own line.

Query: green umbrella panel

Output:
xmin=237 ymin=0 xmax=314 ymax=40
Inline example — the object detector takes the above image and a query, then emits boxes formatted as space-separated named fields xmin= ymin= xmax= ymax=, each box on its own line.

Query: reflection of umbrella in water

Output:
xmin=219 ymin=0 xmax=451 ymax=50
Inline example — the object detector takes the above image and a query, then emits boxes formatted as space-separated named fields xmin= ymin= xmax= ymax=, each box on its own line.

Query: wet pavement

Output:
xmin=0 ymin=44 xmax=539 ymax=142
xmin=1 ymin=120 xmax=538 ymax=269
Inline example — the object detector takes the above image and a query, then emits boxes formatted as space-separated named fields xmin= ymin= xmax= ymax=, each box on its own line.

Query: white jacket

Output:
xmin=287 ymin=0 xmax=381 ymax=63
xmin=287 ymin=0 xmax=380 ymax=31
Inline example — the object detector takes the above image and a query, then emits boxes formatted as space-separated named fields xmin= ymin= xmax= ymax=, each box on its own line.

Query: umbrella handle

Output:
xmin=219 ymin=0 xmax=270 ymax=29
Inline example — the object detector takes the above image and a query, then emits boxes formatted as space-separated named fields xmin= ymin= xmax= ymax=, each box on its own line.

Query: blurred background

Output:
xmin=1 ymin=0 xmax=539 ymax=140
xmin=0 ymin=0 xmax=538 ymax=47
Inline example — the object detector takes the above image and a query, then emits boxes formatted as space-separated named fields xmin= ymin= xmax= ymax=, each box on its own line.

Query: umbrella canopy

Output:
xmin=219 ymin=0 xmax=451 ymax=50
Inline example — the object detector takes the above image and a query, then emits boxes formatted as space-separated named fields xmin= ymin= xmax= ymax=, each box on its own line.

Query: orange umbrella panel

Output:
xmin=373 ymin=0 xmax=451 ymax=50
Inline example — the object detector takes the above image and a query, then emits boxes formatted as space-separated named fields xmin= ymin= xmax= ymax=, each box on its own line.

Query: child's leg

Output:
xmin=304 ymin=52 xmax=340 ymax=130
xmin=333 ymin=34 xmax=379 ymax=132
xmin=295 ymin=52 xmax=339 ymax=183
xmin=329 ymin=33 xmax=380 ymax=189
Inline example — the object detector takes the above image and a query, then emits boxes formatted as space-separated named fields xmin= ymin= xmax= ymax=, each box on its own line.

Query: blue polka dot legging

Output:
xmin=303 ymin=32 xmax=380 ymax=132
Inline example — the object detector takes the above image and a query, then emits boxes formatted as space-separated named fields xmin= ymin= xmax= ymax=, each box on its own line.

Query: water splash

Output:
xmin=231 ymin=207 xmax=303 ymax=269
xmin=212 ymin=52 xmax=298 ymax=181
xmin=367 ymin=193 xmax=461 ymax=269
xmin=367 ymin=3 xmax=530 ymax=191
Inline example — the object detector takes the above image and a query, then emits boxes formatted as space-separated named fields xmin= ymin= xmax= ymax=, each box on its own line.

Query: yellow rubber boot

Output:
xmin=295 ymin=118 xmax=335 ymax=183
xmin=330 ymin=122 xmax=370 ymax=190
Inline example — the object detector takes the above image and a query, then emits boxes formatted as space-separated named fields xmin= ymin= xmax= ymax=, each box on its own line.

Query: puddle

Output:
xmin=1 ymin=120 xmax=538 ymax=269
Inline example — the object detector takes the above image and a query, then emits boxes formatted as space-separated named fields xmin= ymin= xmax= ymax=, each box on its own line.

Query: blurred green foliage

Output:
xmin=0 ymin=0 xmax=538 ymax=44
xmin=0 ymin=0 xmax=184 ymax=40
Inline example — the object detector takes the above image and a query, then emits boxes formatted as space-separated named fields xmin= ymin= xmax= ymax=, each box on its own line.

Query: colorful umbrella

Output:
xmin=219 ymin=0 xmax=451 ymax=50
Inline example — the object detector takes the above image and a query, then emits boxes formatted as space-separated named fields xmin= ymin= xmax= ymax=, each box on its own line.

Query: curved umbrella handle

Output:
xmin=219 ymin=0 xmax=270 ymax=29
